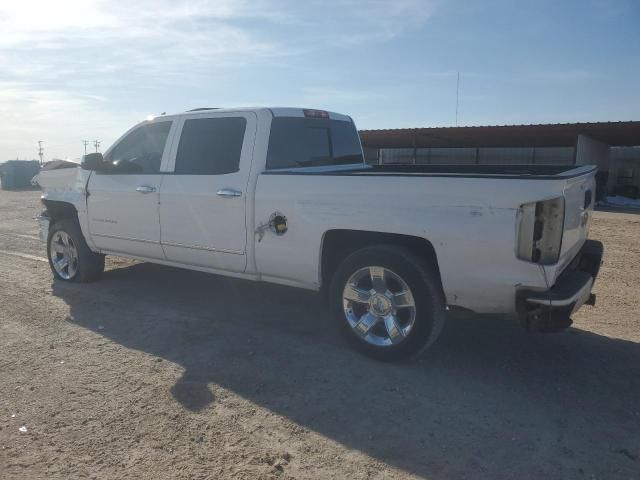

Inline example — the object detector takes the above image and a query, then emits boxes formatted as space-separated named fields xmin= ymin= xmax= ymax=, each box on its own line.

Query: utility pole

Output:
xmin=455 ymin=72 xmax=460 ymax=127
xmin=93 ymin=140 xmax=101 ymax=153
xmin=38 ymin=140 xmax=44 ymax=166
xmin=83 ymin=140 xmax=89 ymax=155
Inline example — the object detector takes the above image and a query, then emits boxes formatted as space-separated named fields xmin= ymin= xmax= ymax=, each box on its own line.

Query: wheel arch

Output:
xmin=42 ymin=199 xmax=79 ymax=225
xmin=320 ymin=229 xmax=445 ymax=300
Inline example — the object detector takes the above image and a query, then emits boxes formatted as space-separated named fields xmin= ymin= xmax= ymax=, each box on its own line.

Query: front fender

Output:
xmin=38 ymin=168 xmax=95 ymax=250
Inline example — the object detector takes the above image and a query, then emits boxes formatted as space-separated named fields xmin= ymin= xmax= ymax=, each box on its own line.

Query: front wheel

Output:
xmin=47 ymin=219 xmax=104 ymax=282
xmin=329 ymin=245 xmax=445 ymax=361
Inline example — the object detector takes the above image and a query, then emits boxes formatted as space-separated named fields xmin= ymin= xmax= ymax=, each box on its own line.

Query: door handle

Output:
xmin=136 ymin=185 xmax=156 ymax=194
xmin=216 ymin=188 xmax=242 ymax=198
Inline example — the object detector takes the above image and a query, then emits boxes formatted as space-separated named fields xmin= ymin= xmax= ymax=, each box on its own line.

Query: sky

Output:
xmin=1 ymin=0 xmax=638 ymax=161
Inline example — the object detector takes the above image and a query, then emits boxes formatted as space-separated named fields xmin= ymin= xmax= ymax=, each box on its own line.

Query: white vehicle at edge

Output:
xmin=35 ymin=107 xmax=603 ymax=360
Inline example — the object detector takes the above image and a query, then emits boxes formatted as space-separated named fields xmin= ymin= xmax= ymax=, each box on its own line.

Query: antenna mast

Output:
xmin=38 ymin=140 xmax=44 ymax=165
xmin=455 ymin=72 xmax=460 ymax=127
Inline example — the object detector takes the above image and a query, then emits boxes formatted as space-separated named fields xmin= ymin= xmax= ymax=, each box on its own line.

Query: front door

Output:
xmin=159 ymin=112 xmax=256 ymax=272
xmin=87 ymin=120 xmax=174 ymax=259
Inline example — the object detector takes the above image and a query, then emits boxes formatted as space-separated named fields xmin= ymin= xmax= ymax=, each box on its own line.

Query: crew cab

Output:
xmin=35 ymin=107 xmax=603 ymax=360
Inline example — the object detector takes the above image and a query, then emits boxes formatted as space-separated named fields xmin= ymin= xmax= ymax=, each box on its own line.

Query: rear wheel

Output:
xmin=329 ymin=245 xmax=445 ymax=361
xmin=47 ymin=219 xmax=104 ymax=282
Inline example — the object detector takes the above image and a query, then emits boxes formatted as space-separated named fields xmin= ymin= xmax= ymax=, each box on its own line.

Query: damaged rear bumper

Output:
xmin=517 ymin=240 xmax=603 ymax=332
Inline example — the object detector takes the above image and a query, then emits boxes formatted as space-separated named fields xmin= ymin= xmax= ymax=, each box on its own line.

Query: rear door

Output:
xmin=159 ymin=112 xmax=256 ymax=272
xmin=87 ymin=120 xmax=175 ymax=259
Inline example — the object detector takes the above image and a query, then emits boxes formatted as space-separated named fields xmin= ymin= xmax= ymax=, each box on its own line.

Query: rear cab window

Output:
xmin=266 ymin=116 xmax=364 ymax=170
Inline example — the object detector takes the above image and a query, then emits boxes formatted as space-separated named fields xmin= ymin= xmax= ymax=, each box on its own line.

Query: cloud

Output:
xmin=0 ymin=0 xmax=438 ymax=159
xmin=0 ymin=82 xmax=144 ymax=160
xmin=0 ymin=0 xmax=437 ymax=82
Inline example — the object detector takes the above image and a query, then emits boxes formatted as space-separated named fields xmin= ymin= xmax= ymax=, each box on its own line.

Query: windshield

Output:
xmin=266 ymin=117 xmax=364 ymax=169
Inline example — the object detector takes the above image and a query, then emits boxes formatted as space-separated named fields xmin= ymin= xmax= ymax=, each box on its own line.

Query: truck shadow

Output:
xmin=52 ymin=261 xmax=640 ymax=479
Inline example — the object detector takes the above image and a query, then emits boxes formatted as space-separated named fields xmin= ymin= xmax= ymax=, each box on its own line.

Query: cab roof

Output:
xmin=154 ymin=107 xmax=352 ymax=122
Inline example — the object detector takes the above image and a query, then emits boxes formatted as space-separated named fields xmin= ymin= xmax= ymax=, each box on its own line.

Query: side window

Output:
xmin=174 ymin=117 xmax=247 ymax=175
xmin=103 ymin=121 xmax=172 ymax=174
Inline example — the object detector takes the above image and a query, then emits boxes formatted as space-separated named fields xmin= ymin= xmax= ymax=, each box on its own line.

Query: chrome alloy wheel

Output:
xmin=50 ymin=231 xmax=79 ymax=280
xmin=342 ymin=266 xmax=417 ymax=347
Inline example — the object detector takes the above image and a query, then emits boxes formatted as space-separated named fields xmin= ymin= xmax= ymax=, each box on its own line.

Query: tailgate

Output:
xmin=557 ymin=169 xmax=596 ymax=273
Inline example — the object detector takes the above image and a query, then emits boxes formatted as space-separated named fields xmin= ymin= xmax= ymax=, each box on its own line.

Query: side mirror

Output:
xmin=81 ymin=152 xmax=104 ymax=171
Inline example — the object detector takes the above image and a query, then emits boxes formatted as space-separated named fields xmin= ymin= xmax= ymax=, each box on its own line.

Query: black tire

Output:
xmin=47 ymin=219 xmax=104 ymax=282
xmin=329 ymin=245 xmax=445 ymax=361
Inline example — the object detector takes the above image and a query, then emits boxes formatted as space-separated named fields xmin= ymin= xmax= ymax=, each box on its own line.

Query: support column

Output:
xmin=576 ymin=134 xmax=612 ymax=196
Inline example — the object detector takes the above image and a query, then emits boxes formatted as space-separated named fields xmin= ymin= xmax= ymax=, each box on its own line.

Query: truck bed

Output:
xmin=263 ymin=164 xmax=596 ymax=180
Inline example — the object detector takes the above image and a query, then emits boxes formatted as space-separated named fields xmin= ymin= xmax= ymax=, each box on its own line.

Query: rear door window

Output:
xmin=174 ymin=117 xmax=247 ymax=175
xmin=266 ymin=117 xmax=363 ymax=169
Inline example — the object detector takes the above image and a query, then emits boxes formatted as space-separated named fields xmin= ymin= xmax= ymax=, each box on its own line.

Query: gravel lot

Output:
xmin=0 ymin=188 xmax=639 ymax=480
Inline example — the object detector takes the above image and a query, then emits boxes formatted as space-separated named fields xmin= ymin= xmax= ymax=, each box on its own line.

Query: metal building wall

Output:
xmin=373 ymin=146 xmax=575 ymax=166
xmin=608 ymin=146 xmax=640 ymax=197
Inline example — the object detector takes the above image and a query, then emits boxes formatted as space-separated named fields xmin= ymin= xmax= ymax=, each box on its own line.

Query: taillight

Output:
xmin=517 ymin=197 xmax=565 ymax=264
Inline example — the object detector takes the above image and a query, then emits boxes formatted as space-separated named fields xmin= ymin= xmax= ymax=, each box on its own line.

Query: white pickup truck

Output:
xmin=36 ymin=107 xmax=603 ymax=360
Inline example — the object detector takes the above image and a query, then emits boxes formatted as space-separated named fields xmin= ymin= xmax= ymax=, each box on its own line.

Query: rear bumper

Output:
xmin=518 ymin=240 xmax=603 ymax=331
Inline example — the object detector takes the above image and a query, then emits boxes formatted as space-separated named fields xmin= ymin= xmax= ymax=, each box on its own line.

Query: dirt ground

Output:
xmin=0 ymin=188 xmax=638 ymax=480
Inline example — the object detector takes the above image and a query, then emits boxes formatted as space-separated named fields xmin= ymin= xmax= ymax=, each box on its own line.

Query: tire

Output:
xmin=329 ymin=245 xmax=445 ymax=361
xmin=47 ymin=219 xmax=104 ymax=282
